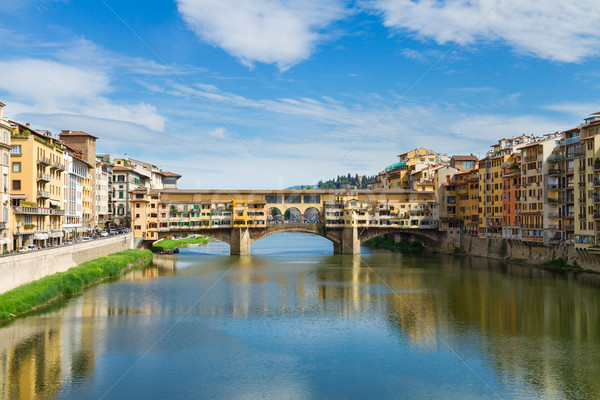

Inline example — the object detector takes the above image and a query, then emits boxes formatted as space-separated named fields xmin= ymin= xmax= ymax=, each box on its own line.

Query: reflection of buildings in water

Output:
xmin=385 ymin=255 xmax=600 ymax=398
xmin=151 ymin=255 xmax=177 ymax=271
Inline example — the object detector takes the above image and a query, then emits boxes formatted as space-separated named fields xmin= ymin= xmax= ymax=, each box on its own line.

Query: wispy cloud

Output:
xmin=176 ymin=0 xmax=350 ymax=70
xmin=0 ymin=58 xmax=166 ymax=130
xmin=370 ymin=0 xmax=600 ymax=62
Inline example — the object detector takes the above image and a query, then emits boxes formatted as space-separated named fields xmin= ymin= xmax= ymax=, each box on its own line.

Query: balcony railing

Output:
xmin=51 ymin=209 xmax=65 ymax=216
xmin=37 ymin=190 xmax=50 ymax=198
xmin=51 ymin=161 xmax=65 ymax=171
xmin=578 ymin=182 xmax=586 ymax=188
xmin=565 ymin=136 xmax=581 ymax=145
xmin=37 ymin=156 xmax=51 ymax=166
xmin=37 ymin=173 xmax=50 ymax=182
xmin=547 ymin=183 xmax=559 ymax=190
xmin=548 ymin=169 xmax=562 ymax=176
xmin=565 ymin=224 xmax=575 ymax=230
xmin=13 ymin=206 xmax=51 ymax=215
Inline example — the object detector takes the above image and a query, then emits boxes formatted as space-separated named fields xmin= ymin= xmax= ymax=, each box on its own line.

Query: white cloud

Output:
xmin=208 ymin=127 xmax=227 ymax=138
xmin=176 ymin=0 xmax=348 ymax=70
xmin=0 ymin=58 xmax=166 ymax=130
xmin=371 ymin=0 xmax=600 ymax=62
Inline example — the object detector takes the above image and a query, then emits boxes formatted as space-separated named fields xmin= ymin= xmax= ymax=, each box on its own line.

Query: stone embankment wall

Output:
xmin=436 ymin=232 xmax=600 ymax=272
xmin=0 ymin=233 xmax=134 ymax=294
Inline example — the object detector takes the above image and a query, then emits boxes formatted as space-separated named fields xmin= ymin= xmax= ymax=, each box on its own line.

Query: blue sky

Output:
xmin=1 ymin=0 xmax=599 ymax=189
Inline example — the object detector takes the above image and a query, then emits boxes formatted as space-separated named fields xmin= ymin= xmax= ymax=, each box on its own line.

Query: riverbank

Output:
xmin=0 ymin=249 xmax=152 ymax=323
xmin=152 ymin=235 xmax=210 ymax=252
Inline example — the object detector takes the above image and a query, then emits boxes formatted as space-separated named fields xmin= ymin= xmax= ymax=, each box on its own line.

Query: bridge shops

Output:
xmin=130 ymin=188 xmax=442 ymax=254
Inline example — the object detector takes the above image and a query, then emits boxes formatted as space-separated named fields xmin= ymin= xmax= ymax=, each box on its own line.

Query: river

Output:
xmin=1 ymin=232 xmax=600 ymax=399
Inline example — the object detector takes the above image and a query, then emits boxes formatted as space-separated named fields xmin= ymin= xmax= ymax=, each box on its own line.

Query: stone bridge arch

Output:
xmin=358 ymin=227 xmax=442 ymax=248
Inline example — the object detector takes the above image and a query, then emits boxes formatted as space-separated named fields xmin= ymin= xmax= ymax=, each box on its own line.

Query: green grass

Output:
xmin=152 ymin=235 xmax=209 ymax=251
xmin=362 ymin=236 xmax=424 ymax=253
xmin=0 ymin=249 xmax=152 ymax=321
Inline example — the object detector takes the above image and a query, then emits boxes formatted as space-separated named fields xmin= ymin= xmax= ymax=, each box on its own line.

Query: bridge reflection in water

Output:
xmin=2 ymin=243 xmax=600 ymax=398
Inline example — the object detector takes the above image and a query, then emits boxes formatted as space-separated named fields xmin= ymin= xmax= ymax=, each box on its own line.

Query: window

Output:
xmin=12 ymin=162 xmax=20 ymax=172
xmin=12 ymin=180 xmax=20 ymax=190
xmin=119 ymin=191 xmax=124 ymax=199
xmin=10 ymin=145 xmax=21 ymax=155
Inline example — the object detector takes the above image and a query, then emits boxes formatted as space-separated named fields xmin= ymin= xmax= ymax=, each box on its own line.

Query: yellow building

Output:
xmin=575 ymin=112 xmax=600 ymax=249
xmin=454 ymin=166 xmax=479 ymax=234
xmin=9 ymin=121 xmax=65 ymax=249
xmin=368 ymin=148 xmax=444 ymax=191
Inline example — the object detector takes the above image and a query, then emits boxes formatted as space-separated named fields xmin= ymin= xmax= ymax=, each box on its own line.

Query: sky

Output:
xmin=1 ymin=0 xmax=599 ymax=189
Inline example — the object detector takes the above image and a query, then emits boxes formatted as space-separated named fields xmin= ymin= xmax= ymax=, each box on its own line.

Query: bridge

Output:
xmin=130 ymin=188 xmax=446 ymax=254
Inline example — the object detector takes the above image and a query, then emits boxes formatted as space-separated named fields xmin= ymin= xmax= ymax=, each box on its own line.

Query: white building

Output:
xmin=95 ymin=156 xmax=111 ymax=229
xmin=63 ymin=148 xmax=88 ymax=239
xmin=0 ymin=103 xmax=11 ymax=252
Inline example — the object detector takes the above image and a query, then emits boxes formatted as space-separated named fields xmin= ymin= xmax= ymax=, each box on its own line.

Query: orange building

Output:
xmin=501 ymin=153 xmax=522 ymax=239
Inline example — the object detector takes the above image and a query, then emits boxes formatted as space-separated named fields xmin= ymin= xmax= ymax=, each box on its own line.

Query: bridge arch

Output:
xmin=304 ymin=207 xmax=320 ymax=222
xmin=249 ymin=223 xmax=340 ymax=245
xmin=267 ymin=207 xmax=282 ymax=222
xmin=284 ymin=207 xmax=301 ymax=222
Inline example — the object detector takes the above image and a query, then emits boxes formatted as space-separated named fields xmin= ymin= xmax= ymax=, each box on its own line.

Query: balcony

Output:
xmin=50 ymin=209 xmax=65 ymax=216
xmin=37 ymin=156 xmax=51 ymax=166
xmin=579 ymin=166 xmax=586 ymax=172
xmin=548 ymin=169 xmax=562 ymax=176
xmin=37 ymin=190 xmax=50 ymax=199
xmin=548 ymin=154 xmax=564 ymax=163
xmin=565 ymin=224 xmax=575 ymax=231
xmin=595 ymin=181 xmax=600 ymax=187
xmin=578 ymin=182 xmax=586 ymax=188
xmin=564 ymin=213 xmax=575 ymax=219
xmin=13 ymin=206 xmax=50 ymax=215
xmin=51 ymin=161 xmax=65 ymax=171
xmin=594 ymin=164 xmax=600 ymax=171
xmin=37 ymin=173 xmax=50 ymax=182
xmin=547 ymin=183 xmax=559 ymax=190
xmin=574 ymin=151 xmax=586 ymax=158
xmin=548 ymin=213 xmax=560 ymax=219
xmin=595 ymin=214 xmax=600 ymax=220
xmin=580 ymin=198 xmax=587 ymax=204
xmin=565 ymin=136 xmax=581 ymax=145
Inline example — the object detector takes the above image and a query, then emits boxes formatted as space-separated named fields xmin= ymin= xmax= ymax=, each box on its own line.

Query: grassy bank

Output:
xmin=362 ymin=236 xmax=424 ymax=253
xmin=152 ymin=235 xmax=210 ymax=251
xmin=0 ymin=249 xmax=152 ymax=322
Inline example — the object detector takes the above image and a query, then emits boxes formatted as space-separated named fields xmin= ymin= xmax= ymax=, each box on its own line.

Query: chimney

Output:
xmin=25 ymin=123 xmax=30 ymax=128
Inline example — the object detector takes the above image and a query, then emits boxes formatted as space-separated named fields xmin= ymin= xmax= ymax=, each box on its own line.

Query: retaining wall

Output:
xmin=436 ymin=232 xmax=600 ymax=272
xmin=0 ymin=233 xmax=134 ymax=294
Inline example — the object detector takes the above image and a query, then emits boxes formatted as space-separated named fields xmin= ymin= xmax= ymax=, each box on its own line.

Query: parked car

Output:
xmin=18 ymin=247 xmax=29 ymax=253
xmin=64 ymin=240 xmax=74 ymax=245
xmin=82 ymin=237 xmax=92 ymax=242
xmin=100 ymin=231 xmax=108 ymax=237
xmin=27 ymin=245 xmax=38 ymax=251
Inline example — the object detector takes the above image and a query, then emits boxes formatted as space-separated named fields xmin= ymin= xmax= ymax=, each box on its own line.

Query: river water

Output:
xmin=2 ymin=232 xmax=600 ymax=399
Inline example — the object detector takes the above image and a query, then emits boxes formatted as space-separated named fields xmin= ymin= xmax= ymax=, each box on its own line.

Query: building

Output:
xmin=518 ymin=134 xmax=563 ymax=244
xmin=367 ymin=148 xmax=446 ymax=190
xmin=95 ymin=155 xmax=112 ymax=229
xmin=9 ymin=122 xmax=65 ymax=248
xmin=112 ymin=159 xmax=144 ymax=227
xmin=0 ymin=103 xmax=12 ymax=252
xmin=575 ymin=112 xmax=600 ymax=249
xmin=63 ymin=146 xmax=93 ymax=240
xmin=501 ymin=153 xmax=522 ymax=240
xmin=478 ymin=135 xmax=537 ymax=237
xmin=58 ymin=130 xmax=98 ymax=230
xmin=449 ymin=155 xmax=478 ymax=171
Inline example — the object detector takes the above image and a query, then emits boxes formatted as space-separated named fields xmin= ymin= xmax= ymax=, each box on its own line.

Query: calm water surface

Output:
xmin=2 ymin=233 xmax=600 ymax=399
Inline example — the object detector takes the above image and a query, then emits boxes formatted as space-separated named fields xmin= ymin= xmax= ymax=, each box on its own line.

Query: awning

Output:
xmin=49 ymin=231 xmax=64 ymax=238
xmin=76 ymin=227 xmax=87 ymax=233
xmin=33 ymin=233 xmax=49 ymax=240
xmin=49 ymin=200 xmax=61 ymax=207
xmin=0 ymin=238 xmax=12 ymax=245
xmin=11 ymin=194 xmax=28 ymax=200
